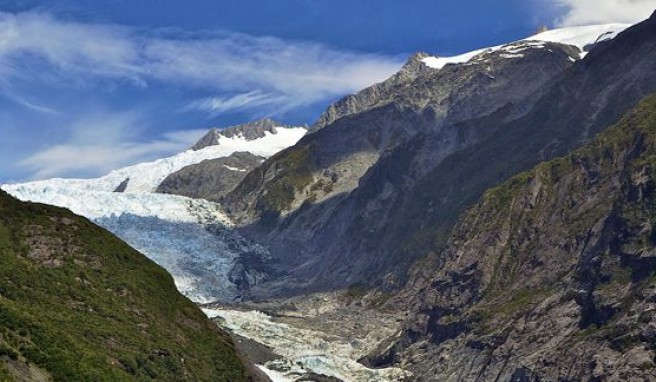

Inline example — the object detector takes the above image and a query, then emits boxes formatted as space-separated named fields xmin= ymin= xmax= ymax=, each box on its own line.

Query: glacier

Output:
xmin=2 ymin=126 xmax=306 ymax=303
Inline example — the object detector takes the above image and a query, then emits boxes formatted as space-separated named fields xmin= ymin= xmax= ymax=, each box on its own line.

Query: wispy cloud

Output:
xmin=9 ymin=95 xmax=60 ymax=114
xmin=0 ymin=10 xmax=402 ymax=115
xmin=186 ymin=91 xmax=292 ymax=117
xmin=554 ymin=0 xmax=655 ymax=26
xmin=0 ymin=9 xmax=403 ymax=180
xmin=17 ymin=110 xmax=206 ymax=180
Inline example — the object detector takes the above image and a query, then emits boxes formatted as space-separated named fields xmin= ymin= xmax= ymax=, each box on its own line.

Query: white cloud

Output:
xmin=0 ymin=10 xmax=403 ymax=180
xmin=555 ymin=0 xmax=655 ymax=26
xmin=17 ymin=111 xmax=206 ymax=180
xmin=0 ymin=10 xmax=402 ymax=114
xmin=0 ymin=12 xmax=141 ymax=83
xmin=186 ymin=91 xmax=293 ymax=116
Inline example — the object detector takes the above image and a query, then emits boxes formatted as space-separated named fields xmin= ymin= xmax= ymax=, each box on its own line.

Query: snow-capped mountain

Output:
xmin=312 ymin=23 xmax=630 ymax=131
xmin=420 ymin=23 xmax=629 ymax=69
xmin=18 ymin=125 xmax=306 ymax=194
xmin=3 ymin=122 xmax=306 ymax=303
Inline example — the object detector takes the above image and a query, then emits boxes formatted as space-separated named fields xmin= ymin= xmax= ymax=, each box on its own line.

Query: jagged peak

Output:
xmin=191 ymin=118 xmax=301 ymax=151
xmin=406 ymin=51 xmax=430 ymax=62
xmin=386 ymin=51 xmax=433 ymax=83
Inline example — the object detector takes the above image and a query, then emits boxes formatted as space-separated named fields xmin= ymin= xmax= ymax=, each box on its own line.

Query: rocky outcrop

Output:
xmin=192 ymin=118 xmax=294 ymax=150
xmin=156 ymin=152 xmax=264 ymax=200
xmin=113 ymin=177 xmax=130 ymax=192
xmin=310 ymin=51 xmax=434 ymax=131
xmin=224 ymin=14 xmax=656 ymax=299
xmin=372 ymin=94 xmax=656 ymax=381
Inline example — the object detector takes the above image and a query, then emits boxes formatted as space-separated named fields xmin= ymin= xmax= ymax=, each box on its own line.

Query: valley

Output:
xmin=3 ymin=10 xmax=656 ymax=382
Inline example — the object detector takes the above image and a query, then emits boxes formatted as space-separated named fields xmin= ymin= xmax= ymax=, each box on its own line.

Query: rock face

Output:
xmin=113 ymin=177 xmax=130 ymax=193
xmin=310 ymin=51 xmax=434 ymax=131
xmin=371 ymin=95 xmax=656 ymax=381
xmin=226 ymin=41 xmax=581 ymax=223
xmin=192 ymin=118 xmax=294 ymax=150
xmin=0 ymin=190 xmax=260 ymax=381
xmin=156 ymin=152 xmax=264 ymax=200
xmin=223 ymin=15 xmax=656 ymax=298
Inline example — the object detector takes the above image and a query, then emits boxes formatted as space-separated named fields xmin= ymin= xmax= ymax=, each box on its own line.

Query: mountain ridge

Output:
xmin=370 ymin=93 xmax=656 ymax=381
xmin=221 ymin=18 xmax=655 ymax=299
xmin=191 ymin=119 xmax=302 ymax=151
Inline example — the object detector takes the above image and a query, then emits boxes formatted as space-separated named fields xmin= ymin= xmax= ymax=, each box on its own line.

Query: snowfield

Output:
xmin=18 ymin=126 xmax=307 ymax=194
xmin=421 ymin=23 xmax=630 ymax=69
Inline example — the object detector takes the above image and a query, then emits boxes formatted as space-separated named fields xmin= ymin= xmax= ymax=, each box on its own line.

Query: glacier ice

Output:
xmin=203 ymin=308 xmax=412 ymax=382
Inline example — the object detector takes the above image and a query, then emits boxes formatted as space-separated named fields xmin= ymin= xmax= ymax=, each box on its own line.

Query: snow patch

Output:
xmin=499 ymin=53 xmax=525 ymax=59
xmin=223 ymin=165 xmax=247 ymax=172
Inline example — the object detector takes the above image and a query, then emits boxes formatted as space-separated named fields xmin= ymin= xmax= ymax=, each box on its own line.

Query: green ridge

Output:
xmin=0 ymin=190 xmax=251 ymax=381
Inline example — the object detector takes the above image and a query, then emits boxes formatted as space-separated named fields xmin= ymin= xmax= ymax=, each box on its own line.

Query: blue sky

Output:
xmin=0 ymin=0 xmax=654 ymax=182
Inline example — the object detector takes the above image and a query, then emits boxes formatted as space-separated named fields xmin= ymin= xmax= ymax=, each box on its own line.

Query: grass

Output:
xmin=0 ymin=190 xmax=250 ymax=381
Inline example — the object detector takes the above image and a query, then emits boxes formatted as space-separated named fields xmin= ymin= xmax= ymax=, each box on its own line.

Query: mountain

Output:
xmin=310 ymin=24 xmax=628 ymax=131
xmin=191 ymin=119 xmax=300 ymax=151
xmin=365 ymin=94 xmax=656 ymax=381
xmin=0 ymin=190 xmax=258 ymax=381
xmin=156 ymin=152 xmax=265 ymax=201
xmin=221 ymin=20 xmax=652 ymax=298
xmin=3 ymin=122 xmax=306 ymax=303
xmin=25 ymin=121 xmax=305 ymax=194
xmin=225 ymin=32 xmax=590 ymax=223
xmin=2 ymin=13 xmax=655 ymax=382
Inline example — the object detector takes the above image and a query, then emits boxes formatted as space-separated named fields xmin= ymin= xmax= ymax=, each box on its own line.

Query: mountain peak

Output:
xmin=392 ymin=51 xmax=432 ymax=81
xmin=191 ymin=118 xmax=299 ymax=151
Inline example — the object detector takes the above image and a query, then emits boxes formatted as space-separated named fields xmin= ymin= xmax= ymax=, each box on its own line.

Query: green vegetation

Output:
xmin=0 ymin=190 xmax=250 ymax=381
xmin=261 ymin=145 xmax=315 ymax=213
xmin=464 ymin=95 xmax=656 ymax=337
xmin=473 ymin=287 xmax=552 ymax=333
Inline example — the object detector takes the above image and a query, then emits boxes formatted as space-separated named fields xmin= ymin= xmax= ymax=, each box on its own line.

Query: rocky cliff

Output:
xmin=156 ymin=152 xmax=264 ymax=200
xmin=370 ymin=94 xmax=656 ymax=381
